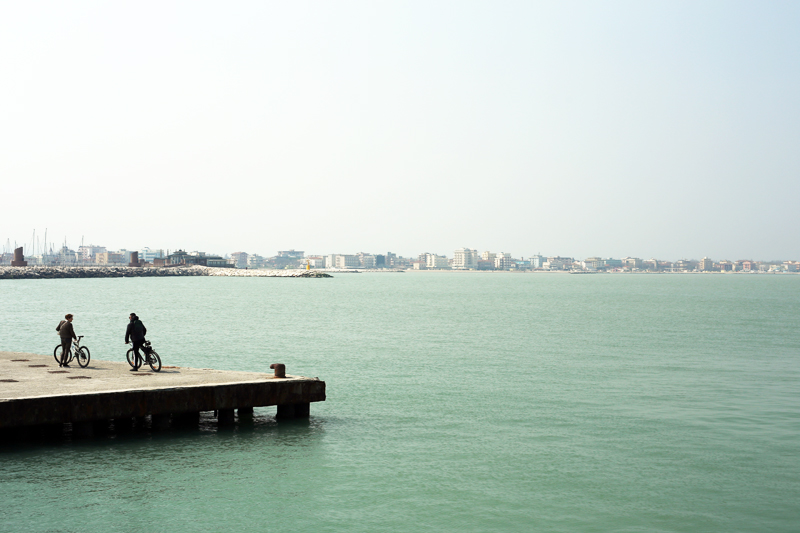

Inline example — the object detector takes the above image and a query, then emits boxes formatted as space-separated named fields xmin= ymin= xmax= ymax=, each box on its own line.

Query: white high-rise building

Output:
xmin=453 ymin=248 xmax=478 ymax=269
xmin=231 ymin=252 xmax=249 ymax=269
xmin=494 ymin=253 xmax=513 ymax=270
xmin=335 ymin=255 xmax=360 ymax=269
xmin=699 ymin=257 xmax=714 ymax=271
xmin=426 ymin=254 xmax=449 ymax=269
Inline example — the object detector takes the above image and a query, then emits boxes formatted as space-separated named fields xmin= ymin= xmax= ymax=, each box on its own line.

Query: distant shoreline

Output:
xmin=2 ymin=265 xmax=795 ymax=280
xmin=0 ymin=265 xmax=331 ymax=280
xmin=381 ymin=269 xmax=800 ymax=275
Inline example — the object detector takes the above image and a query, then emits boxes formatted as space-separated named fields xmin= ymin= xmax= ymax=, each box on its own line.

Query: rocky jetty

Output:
xmin=201 ymin=267 xmax=331 ymax=278
xmin=0 ymin=265 xmax=331 ymax=280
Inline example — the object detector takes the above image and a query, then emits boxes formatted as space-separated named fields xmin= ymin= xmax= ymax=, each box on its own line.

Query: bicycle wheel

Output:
xmin=53 ymin=345 xmax=62 ymax=364
xmin=147 ymin=350 xmax=161 ymax=372
xmin=126 ymin=348 xmax=137 ymax=368
xmin=77 ymin=347 xmax=91 ymax=368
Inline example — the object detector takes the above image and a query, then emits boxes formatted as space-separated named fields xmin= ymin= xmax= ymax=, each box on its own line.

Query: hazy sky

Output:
xmin=2 ymin=1 xmax=799 ymax=260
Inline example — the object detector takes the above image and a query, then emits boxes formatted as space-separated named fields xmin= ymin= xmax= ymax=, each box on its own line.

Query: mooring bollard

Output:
xmin=270 ymin=363 xmax=286 ymax=378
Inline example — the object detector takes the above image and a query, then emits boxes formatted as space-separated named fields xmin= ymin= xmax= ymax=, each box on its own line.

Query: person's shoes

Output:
xmin=129 ymin=367 xmax=138 ymax=372
xmin=62 ymin=364 xmax=70 ymax=368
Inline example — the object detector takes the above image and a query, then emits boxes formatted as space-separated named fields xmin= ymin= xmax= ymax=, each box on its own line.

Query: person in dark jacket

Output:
xmin=125 ymin=313 xmax=148 ymax=371
xmin=56 ymin=313 xmax=77 ymax=367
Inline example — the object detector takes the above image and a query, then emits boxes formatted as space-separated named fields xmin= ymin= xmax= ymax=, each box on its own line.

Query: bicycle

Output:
xmin=53 ymin=336 xmax=91 ymax=368
xmin=126 ymin=340 xmax=162 ymax=372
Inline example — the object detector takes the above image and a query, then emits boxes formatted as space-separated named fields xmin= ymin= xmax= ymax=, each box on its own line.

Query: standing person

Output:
xmin=125 ymin=313 xmax=147 ymax=371
xmin=56 ymin=314 xmax=76 ymax=367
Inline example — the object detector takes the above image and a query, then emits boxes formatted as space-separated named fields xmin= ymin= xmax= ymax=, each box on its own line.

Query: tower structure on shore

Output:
xmin=11 ymin=247 xmax=27 ymax=267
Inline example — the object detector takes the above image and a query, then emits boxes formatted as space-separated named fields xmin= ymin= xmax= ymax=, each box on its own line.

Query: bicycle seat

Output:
xmin=77 ymin=335 xmax=84 ymax=340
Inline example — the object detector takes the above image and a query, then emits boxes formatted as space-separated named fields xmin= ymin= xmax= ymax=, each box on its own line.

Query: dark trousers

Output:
xmin=132 ymin=339 xmax=146 ymax=368
xmin=60 ymin=339 xmax=72 ymax=364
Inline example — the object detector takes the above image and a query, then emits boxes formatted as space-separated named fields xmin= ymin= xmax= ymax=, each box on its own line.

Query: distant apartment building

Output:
xmin=278 ymin=250 xmax=305 ymax=259
xmin=494 ymin=253 xmax=513 ymax=270
xmin=674 ymin=259 xmax=697 ymax=271
xmin=358 ymin=253 xmax=376 ymax=269
xmin=116 ymin=250 xmax=136 ymax=264
xmin=335 ymin=255 xmax=360 ymax=269
xmin=139 ymin=247 xmax=164 ymax=263
xmin=307 ymin=256 xmax=326 ymax=268
xmin=623 ymin=257 xmax=643 ymax=269
xmin=718 ymin=260 xmax=734 ymax=271
xmin=453 ymin=248 xmax=479 ymax=269
xmin=78 ymin=245 xmax=106 ymax=262
xmin=477 ymin=259 xmax=494 ymax=270
xmin=544 ymin=256 xmax=573 ymax=270
xmin=58 ymin=246 xmax=78 ymax=264
xmin=530 ymin=255 xmax=545 ymax=269
xmin=582 ymin=257 xmax=603 ymax=270
xmin=394 ymin=256 xmax=412 ymax=269
xmin=738 ymin=260 xmax=755 ymax=272
xmin=481 ymin=251 xmax=496 ymax=262
xmin=247 ymin=254 xmax=266 ymax=269
xmin=230 ymin=252 xmax=249 ymax=269
xmin=96 ymin=252 xmax=123 ymax=264
xmin=426 ymin=254 xmax=449 ymax=269
xmin=699 ymin=257 xmax=714 ymax=271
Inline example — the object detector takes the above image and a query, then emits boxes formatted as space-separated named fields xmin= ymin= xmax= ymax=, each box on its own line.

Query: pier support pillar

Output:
xmin=276 ymin=402 xmax=310 ymax=419
xmin=152 ymin=414 xmax=171 ymax=430
xmin=217 ymin=408 xmax=235 ymax=426
xmin=237 ymin=406 xmax=254 ymax=423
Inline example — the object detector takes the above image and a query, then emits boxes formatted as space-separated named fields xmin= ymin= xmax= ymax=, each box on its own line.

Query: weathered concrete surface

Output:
xmin=0 ymin=351 xmax=325 ymax=428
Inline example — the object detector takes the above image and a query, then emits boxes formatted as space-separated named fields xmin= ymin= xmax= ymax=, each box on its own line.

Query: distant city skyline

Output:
xmin=2 ymin=2 xmax=798 ymax=260
xmin=2 ymin=233 xmax=797 ymax=265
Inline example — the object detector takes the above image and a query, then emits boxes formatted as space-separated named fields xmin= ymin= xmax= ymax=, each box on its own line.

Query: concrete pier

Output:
xmin=0 ymin=351 xmax=326 ymax=437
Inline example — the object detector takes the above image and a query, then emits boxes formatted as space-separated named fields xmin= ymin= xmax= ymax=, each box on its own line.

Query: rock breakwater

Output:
xmin=201 ymin=267 xmax=331 ymax=278
xmin=0 ymin=266 xmax=331 ymax=280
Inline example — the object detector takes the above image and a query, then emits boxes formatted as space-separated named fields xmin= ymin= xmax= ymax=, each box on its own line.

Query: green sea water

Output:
xmin=0 ymin=272 xmax=798 ymax=532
